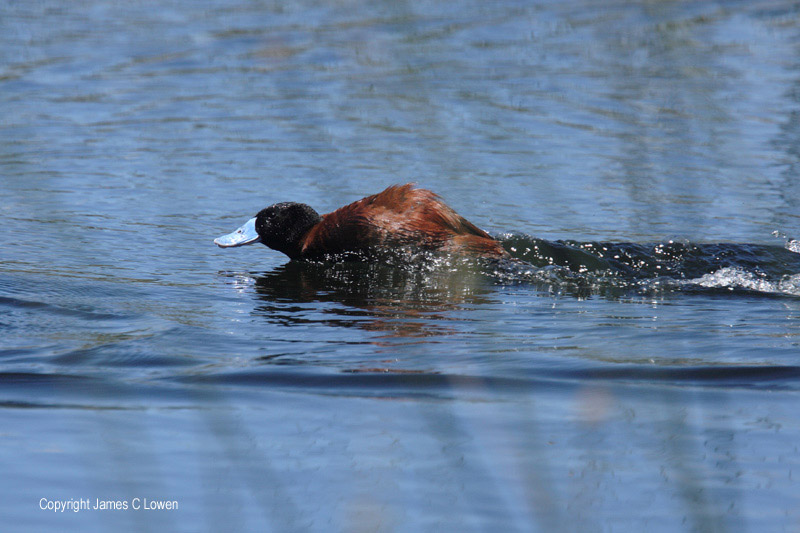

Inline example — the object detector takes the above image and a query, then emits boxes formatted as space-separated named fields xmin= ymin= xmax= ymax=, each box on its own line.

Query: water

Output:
xmin=2 ymin=0 xmax=800 ymax=531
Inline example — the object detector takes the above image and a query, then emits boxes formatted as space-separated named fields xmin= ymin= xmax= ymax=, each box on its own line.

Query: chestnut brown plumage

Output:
xmin=215 ymin=184 xmax=509 ymax=261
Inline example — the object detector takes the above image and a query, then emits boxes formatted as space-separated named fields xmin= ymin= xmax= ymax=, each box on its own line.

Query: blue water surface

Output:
xmin=1 ymin=1 xmax=800 ymax=531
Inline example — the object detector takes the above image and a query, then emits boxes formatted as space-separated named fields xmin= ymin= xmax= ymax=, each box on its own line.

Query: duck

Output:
xmin=214 ymin=184 xmax=509 ymax=261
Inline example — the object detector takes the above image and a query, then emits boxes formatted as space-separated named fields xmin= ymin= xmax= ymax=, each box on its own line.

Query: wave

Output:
xmin=494 ymin=235 xmax=800 ymax=297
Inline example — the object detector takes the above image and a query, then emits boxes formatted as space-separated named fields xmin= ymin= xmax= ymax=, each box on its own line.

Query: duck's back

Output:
xmin=299 ymin=184 xmax=508 ymax=259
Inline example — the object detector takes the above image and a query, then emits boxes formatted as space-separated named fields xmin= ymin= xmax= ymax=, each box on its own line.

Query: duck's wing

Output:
xmin=300 ymin=184 xmax=507 ymax=259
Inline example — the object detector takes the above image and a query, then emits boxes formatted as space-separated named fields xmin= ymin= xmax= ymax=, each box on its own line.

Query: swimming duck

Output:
xmin=214 ymin=184 xmax=509 ymax=261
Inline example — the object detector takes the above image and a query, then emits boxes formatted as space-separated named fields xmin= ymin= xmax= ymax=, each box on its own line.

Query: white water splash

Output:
xmin=772 ymin=230 xmax=800 ymax=255
xmin=691 ymin=267 xmax=800 ymax=296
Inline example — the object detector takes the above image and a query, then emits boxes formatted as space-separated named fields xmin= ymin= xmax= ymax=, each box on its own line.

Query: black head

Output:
xmin=255 ymin=202 xmax=321 ymax=259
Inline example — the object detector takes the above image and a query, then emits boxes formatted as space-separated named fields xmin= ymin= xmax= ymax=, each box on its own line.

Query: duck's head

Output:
xmin=214 ymin=202 xmax=321 ymax=259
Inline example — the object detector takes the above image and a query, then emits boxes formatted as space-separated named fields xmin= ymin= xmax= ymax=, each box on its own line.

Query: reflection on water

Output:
xmin=248 ymin=259 xmax=496 ymax=339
